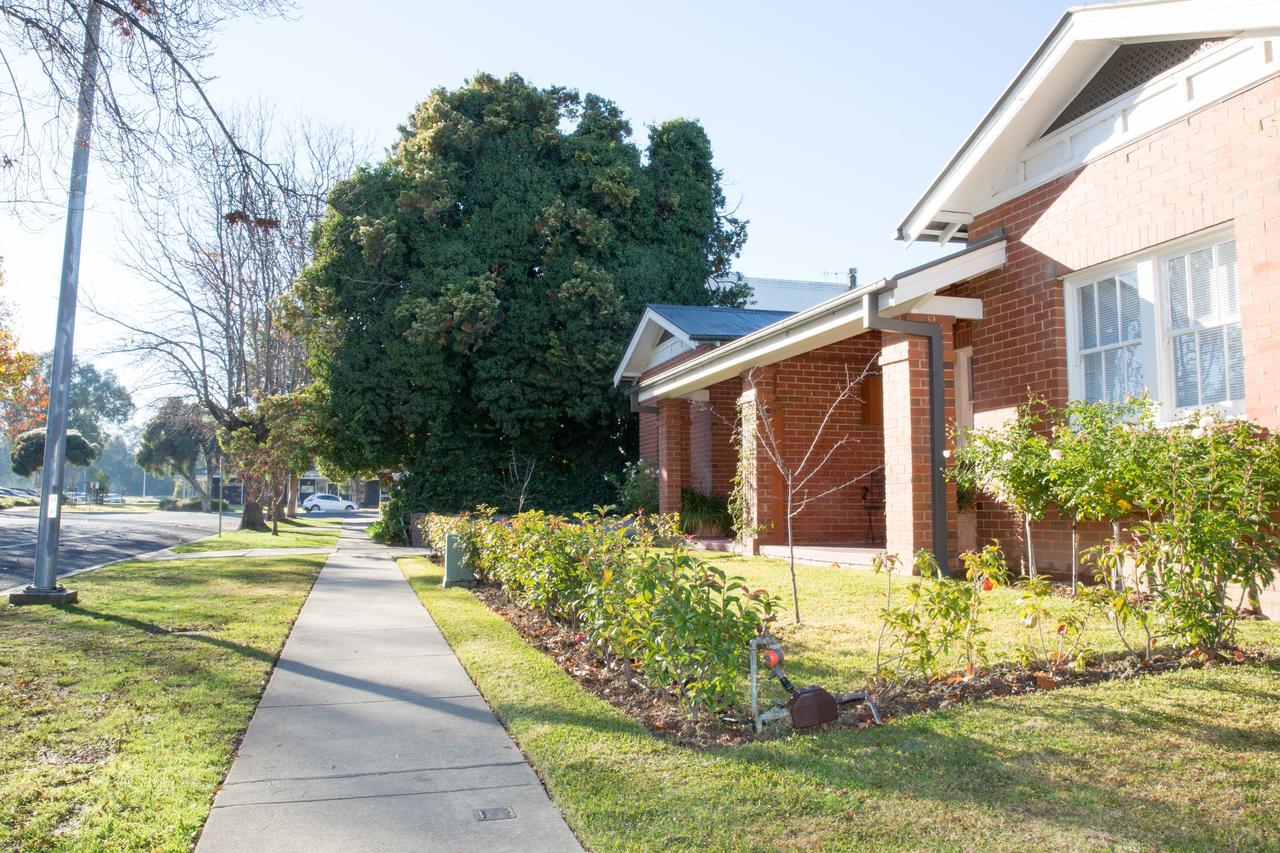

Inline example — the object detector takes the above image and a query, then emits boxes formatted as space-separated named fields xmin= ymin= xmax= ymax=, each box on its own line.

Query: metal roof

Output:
xmin=646 ymin=304 xmax=795 ymax=341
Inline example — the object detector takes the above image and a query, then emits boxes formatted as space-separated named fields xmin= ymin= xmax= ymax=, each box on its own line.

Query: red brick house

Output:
xmin=616 ymin=0 xmax=1280 ymax=611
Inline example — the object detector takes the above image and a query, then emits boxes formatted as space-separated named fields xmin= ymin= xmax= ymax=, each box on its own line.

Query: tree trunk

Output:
xmin=1024 ymin=513 xmax=1037 ymax=578
xmin=1070 ymin=518 xmax=1079 ymax=589
xmin=1111 ymin=519 xmax=1123 ymax=590
xmin=786 ymin=490 xmax=800 ymax=624
xmin=240 ymin=500 xmax=266 ymax=531
xmin=286 ymin=472 xmax=299 ymax=518
xmin=202 ymin=458 xmax=213 ymax=513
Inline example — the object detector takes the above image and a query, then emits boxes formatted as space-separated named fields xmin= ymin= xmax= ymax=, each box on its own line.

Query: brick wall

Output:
xmin=949 ymin=75 xmax=1280 ymax=578
xmin=743 ymin=334 xmax=886 ymax=547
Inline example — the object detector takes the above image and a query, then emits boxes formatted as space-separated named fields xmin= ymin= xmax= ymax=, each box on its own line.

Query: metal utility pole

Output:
xmin=12 ymin=3 xmax=102 ymax=606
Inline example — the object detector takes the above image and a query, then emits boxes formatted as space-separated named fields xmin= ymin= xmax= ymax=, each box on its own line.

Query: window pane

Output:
xmin=1226 ymin=323 xmax=1245 ymax=401
xmin=1199 ymin=327 xmax=1227 ymax=405
xmin=1167 ymin=256 xmax=1189 ymax=329
xmin=1123 ymin=344 xmax=1145 ymax=399
xmin=1190 ymin=248 xmax=1214 ymax=322
xmin=1097 ymin=276 xmax=1119 ymax=346
xmin=1217 ymin=240 xmax=1238 ymax=318
xmin=1103 ymin=347 xmax=1122 ymax=403
xmin=1119 ymin=273 xmax=1141 ymax=342
xmin=1084 ymin=351 xmax=1103 ymax=403
xmin=1173 ymin=333 xmax=1199 ymax=407
xmin=1078 ymin=283 xmax=1097 ymax=350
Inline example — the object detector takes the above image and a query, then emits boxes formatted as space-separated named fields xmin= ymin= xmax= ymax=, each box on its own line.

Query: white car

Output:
xmin=302 ymin=493 xmax=357 ymax=513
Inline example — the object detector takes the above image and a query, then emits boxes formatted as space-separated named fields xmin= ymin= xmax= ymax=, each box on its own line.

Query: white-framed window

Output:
xmin=1161 ymin=240 xmax=1244 ymax=411
xmin=1074 ymin=270 xmax=1144 ymax=404
xmin=1065 ymin=225 xmax=1244 ymax=419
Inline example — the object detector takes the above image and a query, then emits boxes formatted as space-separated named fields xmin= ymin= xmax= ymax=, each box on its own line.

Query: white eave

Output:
xmin=897 ymin=0 xmax=1280 ymax=244
xmin=635 ymin=237 xmax=1004 ymax=402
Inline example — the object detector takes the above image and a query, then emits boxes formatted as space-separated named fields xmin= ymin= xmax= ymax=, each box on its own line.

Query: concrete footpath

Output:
xmin=197 ymin=523 xmax=581 ymax=852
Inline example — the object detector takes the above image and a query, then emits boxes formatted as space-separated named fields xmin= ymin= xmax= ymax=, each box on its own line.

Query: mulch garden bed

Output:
xmin=467 ymin=580 xmax=1272 ymax=749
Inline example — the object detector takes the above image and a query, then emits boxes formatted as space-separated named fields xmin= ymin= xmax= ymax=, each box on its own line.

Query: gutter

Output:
xmin=863 ymin=277 xmax=952 ymax=577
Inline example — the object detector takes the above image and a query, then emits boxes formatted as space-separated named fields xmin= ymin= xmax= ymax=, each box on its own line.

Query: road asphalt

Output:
xmin=0 ymin=508 xmax=230 ymax=591
xmin=196 ymin=521 xmax=581 ymax=852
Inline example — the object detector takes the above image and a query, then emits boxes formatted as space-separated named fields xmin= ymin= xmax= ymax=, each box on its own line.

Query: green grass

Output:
xmin=0 ymin=553 xmax=325 ymax=851
xmin=697 ymin=550 xmax=1280 ymax=691
xmin=399 ymin=555 xmax=1280 ymax=851
xmin=172 ymin=516 xmax=342 ymax=553
xmin=0 ymin=496 xmax=38 ymax=510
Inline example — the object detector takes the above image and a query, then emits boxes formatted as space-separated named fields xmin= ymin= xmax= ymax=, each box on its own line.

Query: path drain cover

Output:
xmin=475 ymin=807 xmax=515 ymax=822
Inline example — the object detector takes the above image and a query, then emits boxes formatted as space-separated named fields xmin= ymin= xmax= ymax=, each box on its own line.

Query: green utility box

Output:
xmin=442 ymin=532 xmax=474 ymax=588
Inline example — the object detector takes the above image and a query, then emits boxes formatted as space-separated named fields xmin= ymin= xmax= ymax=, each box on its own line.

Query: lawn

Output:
xmin=172 ymin=516 xmax=342 ymax=553
xmin=399 ymin=554 xmax=1280 ymax=851
xmin=698 ymin=550 xmax=1280 ymax=692
xmin=0 ymin=553 xmax=325 ymax=850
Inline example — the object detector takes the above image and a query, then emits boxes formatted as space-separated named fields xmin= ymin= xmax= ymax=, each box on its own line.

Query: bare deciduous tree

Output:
xmin=0 ymin=0 xmax=290 ymax=214
xmin=93 ymin=107 xmax=365 ymax=528
xmin=737 ymin=359 xmax=883 ymax=623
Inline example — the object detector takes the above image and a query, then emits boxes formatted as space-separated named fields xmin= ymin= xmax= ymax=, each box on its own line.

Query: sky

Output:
xmin=0 ymin=0 xmax=1072 ymax=418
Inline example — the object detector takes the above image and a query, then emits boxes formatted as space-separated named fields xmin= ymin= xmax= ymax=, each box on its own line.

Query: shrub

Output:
xmin=1108 ymin=411 xmax=1280 ymax=654
xmin=418 ymin=508 xmax=777 ymax=713
xmin=608 ymin=459 xmax=659 ymax=516
xmin=877 ymin=544 xmax=1009 ymax=680
xmin=678 ymin=488 xmax=732 ymax=537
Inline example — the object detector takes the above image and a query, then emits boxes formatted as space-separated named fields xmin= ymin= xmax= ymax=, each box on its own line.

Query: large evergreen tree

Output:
xmin=299 ymin=73 xmax=746 ymax=517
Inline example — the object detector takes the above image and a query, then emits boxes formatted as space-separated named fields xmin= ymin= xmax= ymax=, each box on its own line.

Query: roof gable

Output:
xmin=613 ymin=304 xmax=795 ymax=385
xmin=897 ymin=0 xmax=1280 ymax=245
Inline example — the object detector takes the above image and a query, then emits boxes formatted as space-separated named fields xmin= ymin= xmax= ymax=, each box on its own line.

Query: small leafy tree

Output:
xmin=224 ymin=390 xmax=323 ymax=533
xmin=952 ymin=400 xmax=1052 ymax=576
xmin=1046 ymin=398 xmax=1151 ymax=586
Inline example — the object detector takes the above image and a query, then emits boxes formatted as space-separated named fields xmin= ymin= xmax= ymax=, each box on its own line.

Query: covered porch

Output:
xmin=621 ymin=235 xmax=1005 ymax=568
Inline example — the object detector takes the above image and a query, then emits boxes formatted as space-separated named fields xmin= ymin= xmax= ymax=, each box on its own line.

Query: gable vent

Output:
xmin=1044 ymin=38 xmax=1226 ymax=135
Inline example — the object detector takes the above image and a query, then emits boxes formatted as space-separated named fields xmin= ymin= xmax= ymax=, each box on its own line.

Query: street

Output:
xmin=0 ymin=509 xmax=230 ymax=591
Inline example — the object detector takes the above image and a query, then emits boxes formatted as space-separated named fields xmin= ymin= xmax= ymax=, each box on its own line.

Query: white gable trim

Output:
xmin=612 ymin=308 xmax=693 ymax=386
xmin=897 ymin=0 xmax=1280 ymax=244
xmin=983 ymin=36 xmax=1279 ymax=214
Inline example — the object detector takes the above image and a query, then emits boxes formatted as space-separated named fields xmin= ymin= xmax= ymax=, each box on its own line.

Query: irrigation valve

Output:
xmin=749 ymin=634 xmax=882 ymax=733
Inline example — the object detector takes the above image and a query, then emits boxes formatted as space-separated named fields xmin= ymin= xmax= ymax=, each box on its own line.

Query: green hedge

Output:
xmin=419 ymin=509 xmax=777 ymax=713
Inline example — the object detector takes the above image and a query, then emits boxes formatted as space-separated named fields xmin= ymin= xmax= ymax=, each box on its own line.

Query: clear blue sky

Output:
xmin=2 ymin=0 xmax=1071 ymax=407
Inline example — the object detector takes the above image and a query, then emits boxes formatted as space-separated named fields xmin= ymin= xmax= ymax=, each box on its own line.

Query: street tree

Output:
xmin=223 ymin=389 xmax=321 ymax=533
xmin=4 ymin=355 xmax=133 ymax=445
xmin=101 ymin=108 xmax=364 ymax=528
xmin=0 ymin=0 xmax=290 ymax=214
xmin=136 ymin=397 xmax=217 ymax=509
xmin=298 ymin=73 xmax=748 ymax=529
xmin=11 ymin=427 xmax=97 ymax=477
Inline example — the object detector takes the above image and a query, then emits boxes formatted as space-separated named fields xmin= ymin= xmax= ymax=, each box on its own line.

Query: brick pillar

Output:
xmin=738 ymin=367 xmax=784 ymax=552
xmin=657 ymin=398 xmax=689 ymax=515
xmin=879 ymin=318 xmax=957 ymax=570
